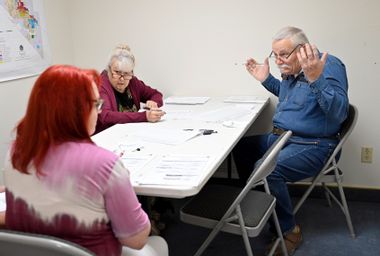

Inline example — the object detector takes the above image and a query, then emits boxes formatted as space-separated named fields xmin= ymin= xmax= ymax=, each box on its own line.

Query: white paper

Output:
xmin=120 ymin=153 xmax=154 ymax=177
xmin=0 ymin=192 xmax=6 ymax=211
xmin=113 ymin=142 xmax=146 ymax=157
xmin=195 ymin=105 xmax=253 ymax=122
xmin=131 ymin=128 xmax=202 ymax=145
xmin=160 ymin=109 xmax=193 ymax=120
xmin=137 ymin=154 xmax=212 ymax=186
xmin=165 ymin=96 xmax=210 ymax=105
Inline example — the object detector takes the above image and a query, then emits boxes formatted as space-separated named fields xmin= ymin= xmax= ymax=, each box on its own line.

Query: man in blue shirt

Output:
xmin=233 ymin=26 xmax=349 ymax=255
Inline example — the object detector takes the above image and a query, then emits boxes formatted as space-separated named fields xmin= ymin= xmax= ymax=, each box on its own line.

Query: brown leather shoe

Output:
xmin=270 ymin=225 xmax=302 ymax=256
xmin=277 ymin=225 xmax=302 ymax=256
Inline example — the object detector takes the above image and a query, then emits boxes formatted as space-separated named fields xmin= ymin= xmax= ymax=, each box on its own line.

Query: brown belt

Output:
xmin=272 ymin=127 xmax=339 ymax=140
xmin=272 ymin=127 xmax=288 ymax=136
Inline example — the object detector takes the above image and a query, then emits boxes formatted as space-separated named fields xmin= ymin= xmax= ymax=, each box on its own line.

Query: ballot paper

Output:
xmin=136 ymin=154 xmax=213 ymax=187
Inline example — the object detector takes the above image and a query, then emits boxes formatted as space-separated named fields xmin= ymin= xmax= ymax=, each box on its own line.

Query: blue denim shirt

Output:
xmin=262 ymin=54 xmax=349 ymax=137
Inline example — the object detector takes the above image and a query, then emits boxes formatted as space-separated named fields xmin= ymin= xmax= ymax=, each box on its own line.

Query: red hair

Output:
xmin=11 ymin=65 xmax=101 ymax=175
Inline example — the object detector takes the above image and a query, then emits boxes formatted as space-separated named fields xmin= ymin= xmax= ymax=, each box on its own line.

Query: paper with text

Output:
xmin=136 ymin=154 xmax=213 ymax=186
xmin=121 ymin=153 xmax=155 ymax=179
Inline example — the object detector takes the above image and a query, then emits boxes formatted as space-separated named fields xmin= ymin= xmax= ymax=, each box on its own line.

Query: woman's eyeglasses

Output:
xmin=110 ymin=69 xmax=134 ymax=79
xmin=93 ymin=98 xmax=104 ymax=112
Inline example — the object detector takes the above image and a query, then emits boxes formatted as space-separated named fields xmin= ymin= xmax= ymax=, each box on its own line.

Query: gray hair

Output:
xmin=272 ymin=26 xmax=309 ymax=46
xmin=107 ymin=43 xmax=135 ymax=70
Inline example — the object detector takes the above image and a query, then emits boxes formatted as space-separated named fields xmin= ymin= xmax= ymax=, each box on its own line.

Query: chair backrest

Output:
xmin=0 ymin=230 xmax=94 ymax=256
xmin=232 ymin=130 xmax=292 ymax=207
xmin=246 ymin=130 xmax=292 ymax=187
xmin=324 ymin=104 xmax=358 ymax=169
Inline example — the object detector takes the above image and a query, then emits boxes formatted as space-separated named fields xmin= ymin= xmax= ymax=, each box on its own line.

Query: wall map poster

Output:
xmin=0 ymin=0 xmax=50 ymax=82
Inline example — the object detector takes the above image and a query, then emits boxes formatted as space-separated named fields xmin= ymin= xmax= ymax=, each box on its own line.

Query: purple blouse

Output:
xmin=96 ymin=71 xmax=163 ymax=133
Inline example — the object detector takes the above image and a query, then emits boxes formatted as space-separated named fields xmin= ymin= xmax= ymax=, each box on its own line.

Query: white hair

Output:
xmin=273 ymin=26 xmax=309 ymax=46
xmin=106 ymin=43 xmax=135 ymax=71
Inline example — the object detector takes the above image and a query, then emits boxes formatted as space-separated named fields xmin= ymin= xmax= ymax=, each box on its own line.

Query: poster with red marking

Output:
xmin=0 ymin=0 xmax=50 ymax=82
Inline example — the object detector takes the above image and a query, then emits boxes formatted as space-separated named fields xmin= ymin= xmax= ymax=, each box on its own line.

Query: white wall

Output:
xmin=1 ymin=0 xmax=379 ymax=188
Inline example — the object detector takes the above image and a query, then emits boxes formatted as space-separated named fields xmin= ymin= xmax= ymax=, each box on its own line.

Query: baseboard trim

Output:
xmin=210 ymin=177 xmax=380 ymax=203
xmin=288 ymin=184 xmax=380 ymax=203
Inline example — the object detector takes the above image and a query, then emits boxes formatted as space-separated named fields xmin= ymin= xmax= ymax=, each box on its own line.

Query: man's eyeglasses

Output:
xmin=110 ymin=68 xmax=134 ymax=79
xmin=269 ymin=44 xmax=303 ymax=61
xmin=93 ymin=98 xmax=104 ymax=112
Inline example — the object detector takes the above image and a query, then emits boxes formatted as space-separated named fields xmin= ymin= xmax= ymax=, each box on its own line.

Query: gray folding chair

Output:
xmin=0 ymin=230 xmax=95 ymax=256
xmin=292 ymin=104 xmax=358 ymax=238
xmin=180 ymin=131 xmax=292 ymax=256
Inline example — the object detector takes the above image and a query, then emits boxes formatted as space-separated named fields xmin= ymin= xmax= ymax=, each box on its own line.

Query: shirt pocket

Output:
xmin=288 ymin=82 xmax=310 ymax=108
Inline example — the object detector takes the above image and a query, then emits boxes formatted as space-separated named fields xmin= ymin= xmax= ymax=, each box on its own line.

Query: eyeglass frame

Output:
xmin=269 ymin=43 xmax=304 ymax=61
xmin=109 ymin=66 xmax=134 ymax=79
xmin=93 ymin=98 xmax=104 ymax=112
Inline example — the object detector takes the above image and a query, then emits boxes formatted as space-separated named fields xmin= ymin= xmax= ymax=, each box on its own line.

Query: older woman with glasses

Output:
xmin=3 ymin=65 xmax=168 ymax=256
xmin=95 ymin=44 xmax=165 ymax=133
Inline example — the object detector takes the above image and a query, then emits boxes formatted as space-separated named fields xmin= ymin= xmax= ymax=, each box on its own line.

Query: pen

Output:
xmin=234 ymin=62 xmax=265 ymax=66
xmin=143 ymin=106 xmax=163 ymax=112
xmin=132 ymin=146 xmax=144 ymax=152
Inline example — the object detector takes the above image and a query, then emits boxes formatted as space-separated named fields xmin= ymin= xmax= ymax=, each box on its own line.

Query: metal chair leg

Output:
xmin=336 ymin=178 xmax=356 ymax=238
xmin=322 ymin=182 xmax=332 ymax=207
xmin=267 ymin=210 xmax=288 ymax=256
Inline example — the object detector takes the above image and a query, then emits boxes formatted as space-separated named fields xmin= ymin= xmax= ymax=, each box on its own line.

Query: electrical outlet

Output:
xmin=361 ymin=147 xmax=373 ymax=163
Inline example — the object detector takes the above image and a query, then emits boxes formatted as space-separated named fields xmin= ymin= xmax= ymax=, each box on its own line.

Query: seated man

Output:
xmin=233 ymin=26 xmax=349 ymax=255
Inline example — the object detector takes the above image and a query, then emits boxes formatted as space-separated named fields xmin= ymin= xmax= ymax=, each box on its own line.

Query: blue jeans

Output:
xmin=233 ymin=133 xmax=337 ymax=233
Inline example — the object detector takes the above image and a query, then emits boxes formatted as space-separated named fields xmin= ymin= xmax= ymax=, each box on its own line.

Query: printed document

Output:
xmin=121 ymin=153 xmax=155 ymax=178
xmin=136 ymin=154 xmax=213 ymax=186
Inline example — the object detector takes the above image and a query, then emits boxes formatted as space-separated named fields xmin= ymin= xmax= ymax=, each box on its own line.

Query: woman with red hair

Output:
xmin=3 ymin=65 xmax=168 ymax=256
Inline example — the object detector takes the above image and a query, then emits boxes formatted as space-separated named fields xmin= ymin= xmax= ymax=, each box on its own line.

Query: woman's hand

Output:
xmin=145 ymin=100 xmax=158 ymax=109
xmin=146 ymin=108 xmax=165 ymax=122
